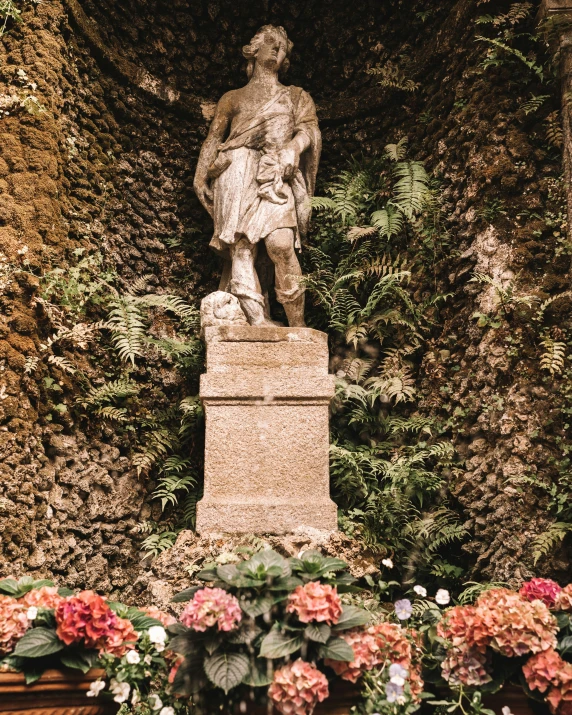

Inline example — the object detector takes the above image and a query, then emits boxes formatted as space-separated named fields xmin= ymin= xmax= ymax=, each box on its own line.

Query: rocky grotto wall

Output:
xmin=0 ymin=0 xmax=570 ymax=598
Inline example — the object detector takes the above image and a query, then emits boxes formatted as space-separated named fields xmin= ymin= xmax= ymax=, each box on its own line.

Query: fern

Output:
xmin=410 ymin=508 xmax=468 ymax=553
xmin=24 ymin=356 xmax=40 ymax=374
xmin=141 ymin=529 xmax=180 ymax=558
xmin=546 ymin=111 xmax=563 ymax=148
xmin=540 ymin=338 xmax=566 ymax=375
xmin=106 ymin=295 xmax=146 ymax=365
xmin=476 ymin=36 xmax=544 ymax=81
xmin=521 ymin=93 xmax=550 ymax=115
xmin=47 ymin=355 xmax=76 ymax=374
xmin=367 ymin=60 xmax=419 ymax=92
xmin=476 ymin=3 xmax=533 ymax=27
xmin=78 ymin=378 xmax=139 ymax=408
xmin=532 ymin=523 xmax=572 ymax=565
xmin=371 ymin=204 xmax=404 ymax=239
xmin=392 ymin=161 xmax=431 ymax=219
xmin=384 ymin=137 xmax=408 ymax=162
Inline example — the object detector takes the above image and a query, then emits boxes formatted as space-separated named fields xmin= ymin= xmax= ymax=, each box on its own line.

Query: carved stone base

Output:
xmin=196 ymin=326 xmax=338 ymax=534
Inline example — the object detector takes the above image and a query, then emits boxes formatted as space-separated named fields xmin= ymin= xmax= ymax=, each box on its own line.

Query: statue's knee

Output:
xmin=266 ymin=230 xmax=294 ymax=260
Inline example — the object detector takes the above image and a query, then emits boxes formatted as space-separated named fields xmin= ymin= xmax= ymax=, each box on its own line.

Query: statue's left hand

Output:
xmin=278 ymin=145 xmax=300 ymax=181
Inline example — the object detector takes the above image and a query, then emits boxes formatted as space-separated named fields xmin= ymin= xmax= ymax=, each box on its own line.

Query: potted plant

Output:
xmin=0 ymin=576 xmax=173 ymax=715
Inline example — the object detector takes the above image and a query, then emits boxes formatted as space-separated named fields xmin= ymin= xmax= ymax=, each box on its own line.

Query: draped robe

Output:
xmin=208 ymin=85 xmax=321 ymax=256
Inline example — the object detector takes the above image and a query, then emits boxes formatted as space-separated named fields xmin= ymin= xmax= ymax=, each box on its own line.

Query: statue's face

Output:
xmin=255 ymin=31 xmax=287 ymax=72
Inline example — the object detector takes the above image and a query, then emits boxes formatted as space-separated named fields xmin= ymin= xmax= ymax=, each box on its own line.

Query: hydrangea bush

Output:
xmin=3 ymin=568 xmax=572 ymax=715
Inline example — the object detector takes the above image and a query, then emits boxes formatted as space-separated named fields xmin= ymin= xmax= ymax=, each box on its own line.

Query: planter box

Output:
xmin=0 ymin=669 xmax=118 ymax=715
xmin=483 ymin=686 xmax=549 ymax=715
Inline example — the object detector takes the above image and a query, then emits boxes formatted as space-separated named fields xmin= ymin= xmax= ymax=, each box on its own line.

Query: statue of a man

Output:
xmin=193 ymin=25 xmax=321 ymax=327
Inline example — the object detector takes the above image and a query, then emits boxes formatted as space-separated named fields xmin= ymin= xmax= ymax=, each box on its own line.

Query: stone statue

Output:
xmin=194 ymin=25 xmax=321 ymax=328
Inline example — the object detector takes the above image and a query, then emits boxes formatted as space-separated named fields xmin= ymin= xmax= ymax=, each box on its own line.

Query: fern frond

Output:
xmin=532 ymin=522 xmax=572 ymax=565
xmin=23 ymin=356 xmax=40 ymax=375
xmin=371 ymin=204 xmax=404 ymax=239
xmin=384 ymin=138 xmax=408 ymax=162
xmin=521 ymin=93 xmax=550 ymax=115
xmin=540 ymin=338 xmax=566 ymax=376
xmin=546 ymin=111 xmax=563 ymax=147
xmin=105 ymin=295 xmax=146 ymax=365
xmin=392 ymin=162 xmax=431 ymax=219
xmin=78 ymin=378 xmax=139 ymax=408
xmin=94 ymin=405 xmax=129 ymax=421
xmin=47 ymin=355 xmax=76 ymax=374
xmin=127 ymin=274 xmax=156 ymax=295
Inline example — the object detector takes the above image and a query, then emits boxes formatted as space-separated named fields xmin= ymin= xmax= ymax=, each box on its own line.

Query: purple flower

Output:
xmin=385 ymin=681 xmax=404 ymax=703
xmin=394 ymin=599 xmax=412 ymax=620
xmin=389 ymin=663 xmax=409 ymax=684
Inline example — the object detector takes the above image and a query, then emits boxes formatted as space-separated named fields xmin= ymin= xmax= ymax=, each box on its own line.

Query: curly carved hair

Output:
xmin=242 ymin=25 xmax=293 ymax=78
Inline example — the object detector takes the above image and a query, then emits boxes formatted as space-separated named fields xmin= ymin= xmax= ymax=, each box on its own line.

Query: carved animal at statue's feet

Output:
xmin=200 ymin=291 xmax=248 ymax=336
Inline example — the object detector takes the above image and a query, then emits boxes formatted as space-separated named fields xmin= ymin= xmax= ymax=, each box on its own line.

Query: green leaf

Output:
xmin=197 ymin=567 xmax=219 ymax=581
xmin=558 ymin=635 xmax=572 ymax=655
xmin=318 ymin=636 xmax=355 ymax=661
xmin=0 ymin=578 xmax=20 ymax=596
xmin=171 ymin=586 xmax=200 ymax=603
xmin=332 ymin=605 xmax=371 ymax=632
xmin=167 ymin=622 xmax=189 ymax=637
xmin=304 ymin=623 xmax=331 ymax=643
xmin=59 ymin=649 xmax=98 ymax=673
xmin=556 ymin=613 xmax=570 ymax=629
xmin=57 ymin=588 xmax=75 ymax=597
xmin=241 ymin=596 xmax=274 ymax=618
xmin=14 ymin=628 xmax=64 ymax=658
xmin=269 ymin=576 xmax=303 ymax=592
xmin=243 ymin=658 xmax=273 ymax=687
xmin=216 ymin=564 xmax=240 ymax=584
xmin=227 ymin=621 xmax=262 ymax=645
xmin=259 ymin=628 xmax=303 ymax=659
xmin=34 ymin=610 xmax=56 ymax=629
xmin=204 ymin=652 xmax=250 ymax=694
xmin=125 ymin=609 xmax=163 ymax=631
xmin=24 ymin=667 xmax=45 ymax=685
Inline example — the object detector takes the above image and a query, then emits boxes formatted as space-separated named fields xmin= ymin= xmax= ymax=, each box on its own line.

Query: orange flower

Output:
xmin=555 ymin=585 xmax=572 ymax=613
xmin=20 ymin=586 xmax=63 ymax=610
xmin=286 ymin=582 xmax=342 ymax=626
xmin=143 ymin=606 xmax=177 ymax=627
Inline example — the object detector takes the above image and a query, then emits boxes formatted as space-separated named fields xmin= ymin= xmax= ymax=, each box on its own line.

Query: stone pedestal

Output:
xmin=196 ymin=326 xmax=338 ymax=534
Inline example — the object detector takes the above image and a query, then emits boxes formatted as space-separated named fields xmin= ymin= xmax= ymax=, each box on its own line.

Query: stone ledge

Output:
xmin=200 ymin=372 xmax=335 ymax=400
xmin=196 ymin=500 xmax=338 ymax=534
xmin=204 ymin=325 xmax=328 ymax=344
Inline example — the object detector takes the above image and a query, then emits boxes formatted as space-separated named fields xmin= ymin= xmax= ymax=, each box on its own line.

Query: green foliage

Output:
xmin=0 ymin=0 xmax=22 ymax=37
xmin=170 ymin=549 xmax=368 ymax=700
xmin=367 ymin=58 xmax=419 ymax=92
xmin=532 ymin=522 xmax=572 ymax=565
xmin=306 ymin=152 xmax=463 ymax=584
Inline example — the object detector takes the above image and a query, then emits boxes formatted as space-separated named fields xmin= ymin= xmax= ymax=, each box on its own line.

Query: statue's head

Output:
xmin=242 ymin=25 xmax=293 ymax=78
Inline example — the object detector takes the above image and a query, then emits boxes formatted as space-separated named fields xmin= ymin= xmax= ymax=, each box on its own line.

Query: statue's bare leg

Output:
xmin=229 ymin=237 xmax=269 ymax=325
xmin=265 ymin=228 xmax=306 ymax=328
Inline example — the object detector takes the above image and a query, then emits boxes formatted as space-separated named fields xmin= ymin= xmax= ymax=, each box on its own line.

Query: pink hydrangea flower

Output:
xmin=555 ymin=585 xmax=572 ymax=613
xmin=268 ymin=659 xmax=329 ymax=715
xmin=324 ymin=627 xmax=380 ymax=683
xmin=55 ymin=591 xmax=138 ymax=656
xmin=524 ymin=648 xmax=564 ymax=694
xmin=0 ymin=595 xmax=29 ymax=655
xmin=180 ymin=587 xmax=241 ymax=632
xmin=520 ymin=579 xmax=562 ymax=608
xmin=286 ymin=582 xmax=342 ymax=625
xmin=441 ymin=644 xmax=492 ymax=687
xmin=143 ymin=606 xmax=177 ymax=627
xmin=20 ymin=586 xmax=64 ymax=610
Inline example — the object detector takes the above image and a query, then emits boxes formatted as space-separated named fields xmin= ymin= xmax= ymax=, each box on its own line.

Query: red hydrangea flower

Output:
xmin=520 ymin=579 xmax=562 ymax=608
xmin=286 ymin=582 xmax=342 ymax=625
xmin=268 ymin=659 xmax=329 ymax=715
xmin=20 ymin=586 xmax=64 ymax=610
xmin=55 ymin=590 xmax=138 ymax=656
xmin=0 ymin=595 xmax=29 ymax=654
xmin=180 ymin=587 xmax=241 ymax=632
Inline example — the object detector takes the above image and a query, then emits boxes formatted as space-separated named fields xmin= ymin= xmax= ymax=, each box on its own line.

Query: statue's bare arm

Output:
xmin=193 ymin=92 xmax=234 ymax=217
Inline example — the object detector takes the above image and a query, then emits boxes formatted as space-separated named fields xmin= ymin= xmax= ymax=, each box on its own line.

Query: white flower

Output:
xmin=17 ymin=245 xmax=28 ymax=255
xmin=413 ymin=585 xmax=427 ymax=598
xmin=144 ymin=654 xmax=153 ymax=665
xmin=381 ymin=557 xmax=394 ymax=569
xmin=86 ymin=680 xmax=105 ymax=698
xmin=435 ymin=589 xmax=450 ymax=605
xmin=131 ymin=690 xmax=140 ymax=706
xmin=148 ymin=625 xmax=167 ymax=645
xmin=396 ymin=696 xmax=407 ymax=706
xmin=148 ymin=694 xmax=163 ymax=711
xmin=154 ymin=642 xmax=165 ymax=652
xmin=394 ymin=599 xmax=412 ymax=620
xmin=390 ymin=674 xmax=405 ymax=686
xmin=109 ymin=679 xmax=130 ymax=704
xmin=26 ymin=606 xmax=38 ymax=620
xmin=126 ymin=650 xmax=141 ymax=665
xmin=502 ymin=708 xmax=513 ymax=715
xmin=159 ymin=708 xmax=175 ymax=715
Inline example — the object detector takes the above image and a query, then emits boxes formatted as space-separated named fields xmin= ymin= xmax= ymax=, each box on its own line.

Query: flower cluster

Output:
xmin=519 ymin=579 xmax=562 ymax=608
xmin=20 ymin=586 xmax=64 ymax=610
xmin=144 ymin=607 xmax=177 ymax=628
xmin=55 ymin=590 xmax=138 ymax=656
xmin=438 ymin=588 xmax=558 ymax=686
xmin=555 ymin=585 xmax=572 ymax=613
xmin=286 ymin=582 xmax=342 ymax=625
xmin=0 ymin=595 xmax=29 ymax=655
xmin=325 ymin=622 xmax=423 ymax=700
xmin=268 ymin=659 xmax=329 ymax=715
xmin=523 ymin=648 xmax=572 ymax=714
xmin=180 ymin=587 xmax=242 ymax=632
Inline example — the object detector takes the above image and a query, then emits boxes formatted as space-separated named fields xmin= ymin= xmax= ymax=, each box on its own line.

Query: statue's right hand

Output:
xmin=194 ymin=179 xmax=214 ymax=217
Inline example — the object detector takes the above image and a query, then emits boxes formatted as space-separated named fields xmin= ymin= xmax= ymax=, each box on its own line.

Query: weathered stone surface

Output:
xmin=196 ymin=326 xmax=337 ymax=534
